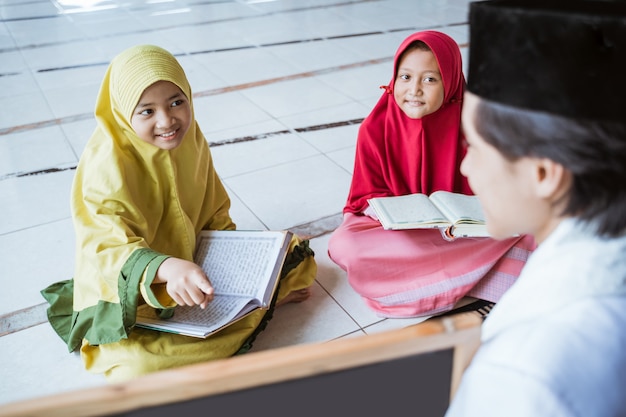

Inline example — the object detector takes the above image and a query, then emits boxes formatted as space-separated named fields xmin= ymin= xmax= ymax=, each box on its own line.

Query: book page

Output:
xmin=194 ymin=230 xmax=287 ymax=302
xmin=136 ymin=296 xmax=255 ymax=338
xmin=368 ymin=194 xmax=449 ymax=230
xmin=135 ymin=230 xmax=290 ymax=338
xmin=429 ymin=191 xmax=485 ymax=225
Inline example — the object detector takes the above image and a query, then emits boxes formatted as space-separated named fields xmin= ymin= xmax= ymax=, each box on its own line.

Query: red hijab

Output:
xmin=344 ymin=31 xmax=471 ymax=214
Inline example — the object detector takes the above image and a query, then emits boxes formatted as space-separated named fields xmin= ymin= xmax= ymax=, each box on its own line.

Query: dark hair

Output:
xmin=473 ymin=98 xmax=626 ymax=238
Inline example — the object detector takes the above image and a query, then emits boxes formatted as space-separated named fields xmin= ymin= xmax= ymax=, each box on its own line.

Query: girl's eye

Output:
xmin=139 ymin=109 xmax=153 ymax=116
xmin=172 ymin=99 xmax=185 ymax=107
xmin=398 ymin=74 xmax=410 ymax=81
xmin=424 ymin=77 xmax=438 ymax=83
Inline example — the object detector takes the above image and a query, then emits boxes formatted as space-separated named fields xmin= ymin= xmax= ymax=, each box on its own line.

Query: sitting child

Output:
xmin=328 ymin=30 xmax=535 ymax=318
xmin=41 ymin=45 xmax=316 ymax=382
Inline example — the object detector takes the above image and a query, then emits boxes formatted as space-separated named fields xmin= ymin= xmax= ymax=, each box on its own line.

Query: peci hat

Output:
xmin=467 ymin=0 xmax=626 ymax=123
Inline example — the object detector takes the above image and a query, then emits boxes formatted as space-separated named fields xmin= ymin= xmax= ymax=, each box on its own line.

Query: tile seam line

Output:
xmin=0 ymin=0 xmax=457 ymax=54
xmin=0 ymin=39 xmax=468 ymax=137
xmin=0 ymin=215 xmax=342 ymax=337
xmin=0 ymin=0 xmax=381 ymax=36
xmin=0 ymin=118 xmax=364 ymax=181
xmin=0 ymin=22 xmax=466 ymax=74
xmin=0 ymin=40 xmax=470 ymax=176
xmin=0 ymin=302 xmax=48 ymax=337
xmin=0 ymin=57 xmax=392 ymax=137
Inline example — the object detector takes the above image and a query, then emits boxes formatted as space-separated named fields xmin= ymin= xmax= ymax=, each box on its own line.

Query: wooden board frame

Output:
xmin=2 ymin=312 xmax=481 ymax=417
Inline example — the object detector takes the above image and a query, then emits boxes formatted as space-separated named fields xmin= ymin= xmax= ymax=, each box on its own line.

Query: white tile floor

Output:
xmin=0 ymin=0 xmax=473 ymax=407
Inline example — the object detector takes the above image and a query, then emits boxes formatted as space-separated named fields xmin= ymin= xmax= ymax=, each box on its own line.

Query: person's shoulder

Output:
xmin=454 ymin=298 xmax=626 ymax=417
xmin=481 ymin=296 xmax=626 ymax=380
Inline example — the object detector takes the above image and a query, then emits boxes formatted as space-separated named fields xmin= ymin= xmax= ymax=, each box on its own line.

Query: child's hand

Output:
xmin=154 ymin=258 xmax=214 ymax=309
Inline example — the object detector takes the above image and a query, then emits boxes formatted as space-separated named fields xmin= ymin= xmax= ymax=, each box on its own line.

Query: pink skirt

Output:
xmin=328 ymin=213 xmax=535 ymax=318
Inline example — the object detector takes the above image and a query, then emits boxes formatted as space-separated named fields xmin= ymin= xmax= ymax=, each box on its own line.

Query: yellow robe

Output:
xmin=41 ymin=45 xmax=316 ymax=382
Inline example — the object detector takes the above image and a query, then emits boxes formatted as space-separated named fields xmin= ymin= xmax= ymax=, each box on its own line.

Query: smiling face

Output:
xmin=393 ymin=47 xmax=445 ymax=119
xmin=130 ymin=80 xmax=192 ymax=150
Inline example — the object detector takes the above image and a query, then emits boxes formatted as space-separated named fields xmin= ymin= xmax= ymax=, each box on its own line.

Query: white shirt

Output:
xmin=446 ymin=218 xmax=626 ymax=417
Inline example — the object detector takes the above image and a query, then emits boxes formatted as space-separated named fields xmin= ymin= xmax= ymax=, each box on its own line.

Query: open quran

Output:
xmin=136 ymin=230 xmax=292 ymax=338
xmin=368 ymin=191 xmax=489 ymax=239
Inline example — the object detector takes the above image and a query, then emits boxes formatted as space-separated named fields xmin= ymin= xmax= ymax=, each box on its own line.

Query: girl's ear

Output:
xmin=533 ymin=158 xmax=570 ymax=201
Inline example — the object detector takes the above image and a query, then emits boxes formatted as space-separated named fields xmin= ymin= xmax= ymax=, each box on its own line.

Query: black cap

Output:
xmin=467 ymin=0 xmax=626 ymax=122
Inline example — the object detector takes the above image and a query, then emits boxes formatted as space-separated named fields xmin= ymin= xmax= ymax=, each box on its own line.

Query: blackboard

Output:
xmin=118 ymin=348 xmax=453 ymax=417
xmin=2 ymin=312 xmax=481 ymax=417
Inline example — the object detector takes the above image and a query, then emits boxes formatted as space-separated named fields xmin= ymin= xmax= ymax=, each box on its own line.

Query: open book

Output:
xmin=135 ymin=230 xmax=292 ymax=338
xmin=368 ymin=191 xmax=489 ymax=239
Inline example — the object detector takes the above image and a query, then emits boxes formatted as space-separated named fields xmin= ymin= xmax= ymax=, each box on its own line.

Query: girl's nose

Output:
xmin=409 ymin=81 xmax=421 ymax=95
xmin=156 ymin=111 xmax=174 ymax=129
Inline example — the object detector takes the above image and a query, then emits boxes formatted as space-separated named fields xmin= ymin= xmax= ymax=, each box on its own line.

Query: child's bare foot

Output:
xmin=276 ymin=287 xmax=312 ymax=307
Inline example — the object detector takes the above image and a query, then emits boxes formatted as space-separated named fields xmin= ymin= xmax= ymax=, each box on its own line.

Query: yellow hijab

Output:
xmin=71 ymin=45 xmax=234 ymax=311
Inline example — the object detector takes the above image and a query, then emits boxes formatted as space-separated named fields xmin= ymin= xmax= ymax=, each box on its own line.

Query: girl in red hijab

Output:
xmin=328 ymin=31 xmax=536 ymax=317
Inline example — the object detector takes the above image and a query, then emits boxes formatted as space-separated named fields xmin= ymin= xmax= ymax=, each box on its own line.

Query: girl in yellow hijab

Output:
xmin=41 ymin=45 xmax=317 ymax=382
